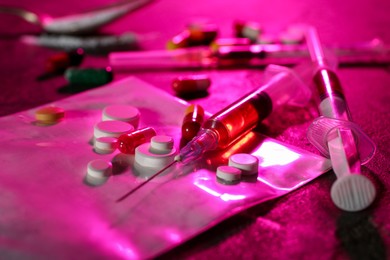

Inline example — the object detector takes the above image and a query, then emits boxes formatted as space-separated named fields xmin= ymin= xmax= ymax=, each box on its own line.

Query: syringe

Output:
xmin=116 ymin=64 xmax=311 ymax=202
xmin=175 ymin=64 xmax=312 ymax=163
xmin=305 ymin=26 xmax=377 ymax=212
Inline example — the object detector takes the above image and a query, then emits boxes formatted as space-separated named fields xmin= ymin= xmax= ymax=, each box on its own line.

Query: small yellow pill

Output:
xmin=35 ymin=106 xmax=65 ymax=125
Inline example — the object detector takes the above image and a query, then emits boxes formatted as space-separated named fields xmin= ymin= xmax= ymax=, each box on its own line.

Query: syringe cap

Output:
xmin=331 ymin=174 xmax=376 ymax=212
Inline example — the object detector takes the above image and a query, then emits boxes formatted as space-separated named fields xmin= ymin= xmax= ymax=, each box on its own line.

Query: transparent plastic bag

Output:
xmin=0 ymin=77 xmax=331 ymax=259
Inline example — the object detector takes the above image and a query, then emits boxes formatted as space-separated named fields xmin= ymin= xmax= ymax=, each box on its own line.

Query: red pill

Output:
xmin=181 ymin=104 xmax=205 ymax=140
xmin=45 ymin=48 xmax=84 ymax=73
xmin=172 ymin=75 xmax=211 ymax=95
xmin=118 ymin=127 xmax=156 ymax=154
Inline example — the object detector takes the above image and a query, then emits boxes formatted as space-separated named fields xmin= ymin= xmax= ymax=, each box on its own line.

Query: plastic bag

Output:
xmin=0 ymin=77 xmax=331 ymax=259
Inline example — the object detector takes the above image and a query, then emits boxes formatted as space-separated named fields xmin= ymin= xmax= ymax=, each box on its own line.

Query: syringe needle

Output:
xmin=116 ymin=160 xmax=178 ymax=202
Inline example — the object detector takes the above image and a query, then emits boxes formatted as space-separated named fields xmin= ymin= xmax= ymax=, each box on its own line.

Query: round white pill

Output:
xmin=228 ymin=153 xmax=259 ymax=176
xmin=150 ymin=135 xmax=174 ymax=154
xmin=135 ymin=143 xmax=176 ymax=169
xmin=216 ymin=165 xmax=241 ymax=184
xmin=94 ymin=137 xmax=118 ymax=154
xmin=94 ymin=120 xmax=134 ymax=139
xmin=102 ymin=105 xmax=140 ymax=129
xmin=87 ymin=159 xmax=112 ymax=179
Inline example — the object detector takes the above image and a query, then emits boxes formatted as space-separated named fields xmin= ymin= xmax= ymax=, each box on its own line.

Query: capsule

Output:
xmin=45 ymin=48 xmax=84 ymax=74
xmin=210 ymin=37 xmax=251 ymax=52
xmin=64 ymin=66 xmax=113 ymax=87
xmin=187 ymin=23 xmax=218 ymax=45
xmin=181 ymin=104 xmax=205 ymax=141
xmin=166 ymin=30 xmax=191 ymax=50
xmin=172 ymin=75 xmax=211 ymax=95
xmin=117 ymin=127 xmax=157 ymax=154
xmin=233 ymin=20 xmax=262 ymax=42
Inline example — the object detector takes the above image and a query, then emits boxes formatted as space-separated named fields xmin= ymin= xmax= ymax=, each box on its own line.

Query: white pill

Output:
xmin=102 ymin=105 xmax=140 ymax=129
xmin=150 ymin=135 xmax=174 ymax=154
xmin=135 ymin=143 xmax=176 ymax=169
xmin=87 ymin=159 xmax=112 ymax=179
xmin=216 ymin=165 xmax=241 ymax=184
xmin=94 ymin=120 xmax=134 ymax=139
xmin=229 ymin=153 xmax=259 ymax=176
xmin=94 ymin=137 xmax=118 ymax=154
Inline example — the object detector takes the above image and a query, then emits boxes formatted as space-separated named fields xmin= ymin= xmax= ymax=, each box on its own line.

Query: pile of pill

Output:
xmin=216 ymin=153 xmax=259 ymax=185
xmin=85 ymin=104 xmax=145 ymax=185
xmin=85 ymin=104 xmax=181 ymax=185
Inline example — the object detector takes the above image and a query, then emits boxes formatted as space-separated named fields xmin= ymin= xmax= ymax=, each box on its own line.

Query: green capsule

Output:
xmin=65 ymin=67 xmax=113 ymax=87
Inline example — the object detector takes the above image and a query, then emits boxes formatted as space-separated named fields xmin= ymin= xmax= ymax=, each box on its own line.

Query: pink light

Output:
xmin=162 ymin=228 xmax=183 ymax=243
xmin=220 ymin=193 xmax=246 ymax=201
xmin=253 ymin=140 xmax=300 ymax=167
xmin=194 ymin=180 xmax=247 ymax=202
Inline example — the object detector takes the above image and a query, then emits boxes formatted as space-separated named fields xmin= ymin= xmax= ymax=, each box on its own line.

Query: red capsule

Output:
xmin=45 ymin=48 xmax=84 ymax=73
xmin=118 ymin=127 xmax=156 ymax=154
xmin=166 ymin=30 xmax=191 ymax=50
xmin=172 ymin=75 xmax=211 ymax=95
xmin=233 ymin=20 xmax=262 ymax=42
xmin=187 ymin=23 xmax=218 ymax=45
xmin=210 ymin=37 xmax=251 ymax=52
xmin=181 ymin=104 xmax=205 ymax=141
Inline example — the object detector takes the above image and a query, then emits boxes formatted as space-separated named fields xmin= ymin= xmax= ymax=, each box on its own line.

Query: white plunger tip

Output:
xmin=330 ymin=174 xmax=376 ymax=212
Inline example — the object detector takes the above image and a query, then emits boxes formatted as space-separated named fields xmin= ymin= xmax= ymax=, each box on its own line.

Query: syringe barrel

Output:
xmin=202 ymin=65 xmax=310 ymax=150
xmin=203 ymin=90 xmax=272 ymax=149
xmin=313 ymin=68 xmax=352 ymax=121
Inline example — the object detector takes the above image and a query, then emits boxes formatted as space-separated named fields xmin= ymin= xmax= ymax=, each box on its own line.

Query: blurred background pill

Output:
xmin=172 ymin=75 xmax=211 ymax=96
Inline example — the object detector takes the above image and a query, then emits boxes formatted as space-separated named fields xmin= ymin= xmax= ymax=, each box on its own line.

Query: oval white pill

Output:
xmin=135 ymin=143 xmax=176 ymax=169
xmin=94 ymin=120 xmax=134 ymax=139
xmin=150 ymin=135 xmax=174 ymax=154
xmin=94 ymin=137 xmax=118 ymax=154
xmin=228 ymin=153 xmax=259 ymax=176
xmin=87 ymin=159 xmax=112 ymax=179
xmin=216 ymin=165 xmax=241 ymax=184
xmin=102 ymin=105 xmax=140 ymax=129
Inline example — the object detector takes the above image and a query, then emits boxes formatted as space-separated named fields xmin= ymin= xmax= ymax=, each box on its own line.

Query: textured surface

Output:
xmin=0 ymin=0 xmax=389 ymax=259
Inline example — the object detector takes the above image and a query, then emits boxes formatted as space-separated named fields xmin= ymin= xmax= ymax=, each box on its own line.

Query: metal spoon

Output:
xmin=0 ymin=0 xmax=153 ymax=34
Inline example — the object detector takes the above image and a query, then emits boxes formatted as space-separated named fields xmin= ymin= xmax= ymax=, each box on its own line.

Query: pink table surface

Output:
xmin=0 ymin=0 xmax=389 ymax=259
